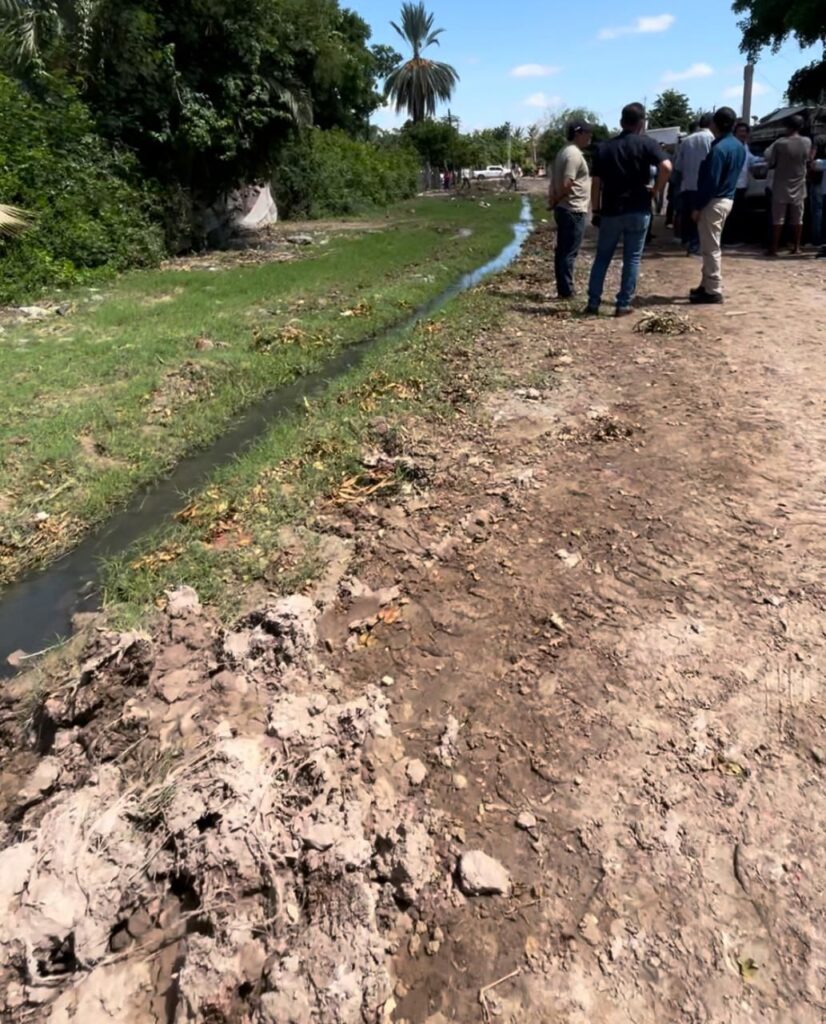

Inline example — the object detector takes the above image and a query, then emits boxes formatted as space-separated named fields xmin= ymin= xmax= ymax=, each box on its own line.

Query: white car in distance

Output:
xmin=473 ymin=165 xmax=507 ymax=180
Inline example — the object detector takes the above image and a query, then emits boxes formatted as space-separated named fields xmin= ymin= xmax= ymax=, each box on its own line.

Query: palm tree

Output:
xmin=0 ymin=0 xmax=100 ymax=75
xmin=385 ymin=3 xmax=458 ymax=123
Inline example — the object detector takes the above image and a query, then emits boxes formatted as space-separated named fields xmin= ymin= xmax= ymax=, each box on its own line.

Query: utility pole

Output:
xmin=742 ymin=64 xmax=755 ymax=124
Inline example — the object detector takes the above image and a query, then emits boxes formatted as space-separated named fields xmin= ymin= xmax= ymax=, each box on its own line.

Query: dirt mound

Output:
xmin=0 ymin=586 xmax=441 ymax=1023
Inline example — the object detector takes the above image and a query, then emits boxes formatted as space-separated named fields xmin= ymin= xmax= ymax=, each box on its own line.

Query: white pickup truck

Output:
xmin=474 ymin=165 xmax=507 ymax=180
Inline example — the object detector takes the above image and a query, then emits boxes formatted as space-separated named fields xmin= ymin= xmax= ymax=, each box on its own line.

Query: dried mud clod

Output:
xmin=0 ymin=586 xmax=442 ymax=1023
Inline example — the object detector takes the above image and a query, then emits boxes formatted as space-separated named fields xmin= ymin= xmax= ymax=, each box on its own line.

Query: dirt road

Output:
xmin=1 ymin=222 xmax=825 ymax=1023
xmin=330 ymin=227 xmax=826 ymax=1022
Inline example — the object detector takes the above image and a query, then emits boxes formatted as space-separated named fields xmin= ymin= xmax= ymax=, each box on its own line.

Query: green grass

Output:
xmin=0 ymin=195 xmax=520 ymax=587
xmin=102 ymin=276 xmax=512 ymax=623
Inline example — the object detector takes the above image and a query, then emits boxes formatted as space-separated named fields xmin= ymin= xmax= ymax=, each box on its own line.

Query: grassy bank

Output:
xmin=0 ymin=196 xmax=520 ymax=587
xmin=102 ymin=264 xmax=513 ymax=622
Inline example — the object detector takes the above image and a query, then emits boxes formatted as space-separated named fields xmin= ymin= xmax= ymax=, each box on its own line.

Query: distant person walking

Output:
xmin=549 ymin=121 xmax=593 ymax=299
xmin=674 ymin=114 xmax=714 ymax=254
xmin=506 ymin=165 xmax=522 ymax=192
xmin=689 ymin=106 xmax=745 ymax=304
xmin=586 ymin=103 xmax=671 ymax=317
xmin=766 ymin=114 xmax=811 ymax=255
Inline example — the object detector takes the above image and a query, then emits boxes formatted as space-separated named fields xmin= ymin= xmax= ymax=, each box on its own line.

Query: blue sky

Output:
xmin=351 ymin=0 xmax=821 ymax=131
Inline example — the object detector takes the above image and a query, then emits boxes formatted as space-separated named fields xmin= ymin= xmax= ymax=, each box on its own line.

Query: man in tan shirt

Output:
xmin=549 ymin=121 xmax=593 ymax=298
xmin=766 ymin=114 xmax=812 ymax=255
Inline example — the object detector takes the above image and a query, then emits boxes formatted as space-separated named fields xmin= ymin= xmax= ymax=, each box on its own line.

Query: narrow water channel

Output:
xmin=0 ymin=197 xmax=534 ymax=674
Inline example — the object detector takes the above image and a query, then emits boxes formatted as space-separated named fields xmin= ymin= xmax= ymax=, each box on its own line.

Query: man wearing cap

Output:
xmin=549 ymin=121 xmax=593 ymax=299
xmin=587 ymin=103 xmax=671 ymax=316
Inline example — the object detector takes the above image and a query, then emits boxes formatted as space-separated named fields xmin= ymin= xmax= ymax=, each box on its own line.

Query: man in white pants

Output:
xmin=689 ymin=107 xmax=746 ymax=305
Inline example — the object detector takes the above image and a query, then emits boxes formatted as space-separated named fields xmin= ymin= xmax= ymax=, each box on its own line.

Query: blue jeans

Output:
xmin=554 ymin=207 xmax=586 ymax=297
xmin=587 ymin=211 xmax=651 ymax=311
xmin=810 ymin=188 xmax=824 ymax=248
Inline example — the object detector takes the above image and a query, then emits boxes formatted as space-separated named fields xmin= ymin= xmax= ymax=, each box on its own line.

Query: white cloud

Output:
xmin=662 ymin=62 xmax=714 ymax=83
xmin=511 ymin=63 xmax=561 ymax=78
xmin=525 ymin=92 xmax=563 ymax=109
xmin=599 ymin=14 xmax=675 ymax=40
xmin=723 ymin=81 xmax=770 ymax=99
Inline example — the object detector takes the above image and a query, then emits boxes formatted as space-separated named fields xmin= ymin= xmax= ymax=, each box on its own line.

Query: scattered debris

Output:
xmin=633 ymin=310 xmax=699 ymax=335
xmin=436 ymin=715 xmax=461 ymax=767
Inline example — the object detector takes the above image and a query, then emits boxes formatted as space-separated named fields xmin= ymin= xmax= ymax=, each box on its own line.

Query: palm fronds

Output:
xmin=385 ymin=3 xmax=458 ymax=122
xmin=0 ymin=203 xmax=30 ymax=236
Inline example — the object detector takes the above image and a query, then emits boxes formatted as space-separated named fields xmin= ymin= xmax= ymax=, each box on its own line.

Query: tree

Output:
xmin=400 ymin=117 xmax=458 ymax=167
xmin=384 ymin=2 xmax=458 ymax=122
xmin=0 ymin=0 xmax=100 ymax=77
xmin=648 ymin=90 xmax=694 ymax=131
xmin=527 ymin=123 xmax=541 ymax=166
xmin=733 ymin=0 xmax=823 ymax=56
xmin=732 ymin=0 xmax=825 ymax=102
xmin=1 ymin=0 xmax=393 ymax=204
xmin=537 ymin=108 xmax=610 ymax=165
xmin=787 ymin=58 xmax=826 ymax=102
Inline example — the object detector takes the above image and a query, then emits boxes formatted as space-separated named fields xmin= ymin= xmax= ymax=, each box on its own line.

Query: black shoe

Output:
xmin=689 ymin=285 xmax=706 ymax=298
xmin=689 ymin=290 xmax=723 ymax=305
xmin=583 ymin=305 xmax=600 ymax=316
xmin=615 ymin=307 xmax=634 ymax=318
xmin=817 ymin=247 xmax=826 ymax=259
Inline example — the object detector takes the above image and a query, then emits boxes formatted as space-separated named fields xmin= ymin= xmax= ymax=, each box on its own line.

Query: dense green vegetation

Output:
xmin=0 ymin=0 xmax=422 ymax=298
xmin=0 ymin=74 xmax=164 ymax=302
xmin=275 ymin=129 xmax=419 ymax=219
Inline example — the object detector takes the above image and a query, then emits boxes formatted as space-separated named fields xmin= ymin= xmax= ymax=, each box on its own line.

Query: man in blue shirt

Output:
xmin=587 ymin=102 xmax=672 ymax=316
xmin=689 ymin=106 xmax=746 ymax=305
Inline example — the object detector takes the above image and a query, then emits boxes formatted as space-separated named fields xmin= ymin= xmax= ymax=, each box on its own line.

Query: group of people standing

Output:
xmin=673 ymin=113 xmax=822 ymax=256
xmin=548 ymin=102 xmax=823 ymax=315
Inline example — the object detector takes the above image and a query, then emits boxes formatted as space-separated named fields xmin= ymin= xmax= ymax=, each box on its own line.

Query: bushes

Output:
xmin=275 ymin=129 xmax=419 ymax=219
xmin=0 ymin=76 xmax=164 ymax=303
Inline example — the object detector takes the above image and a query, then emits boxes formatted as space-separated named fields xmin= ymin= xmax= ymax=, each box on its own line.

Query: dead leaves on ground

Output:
xmin=177 ymin=488 xmax=259 ymax=550
xmin=339 ymin=301 xmax=372 ymax=319
xmin=332 ymin=467 xmax=404 ymax=505
xmin=634 ymin=311 xmax=703 ymax=336
xmin=343 ymin=369 xmax=424 ymax=413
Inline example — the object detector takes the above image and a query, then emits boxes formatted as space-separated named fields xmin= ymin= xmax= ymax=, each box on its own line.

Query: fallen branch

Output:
xmin=479 ymin=966 xmax=522 ymax=1020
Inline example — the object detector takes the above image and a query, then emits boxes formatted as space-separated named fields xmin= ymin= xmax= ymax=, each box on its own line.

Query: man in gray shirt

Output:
xmin=549 ymin=121 xmax=593 ymax=298
xmin=766 ymin=114 xmax=812 ymax=255
xmin=675 ymin=114 xmax=714 ymax=253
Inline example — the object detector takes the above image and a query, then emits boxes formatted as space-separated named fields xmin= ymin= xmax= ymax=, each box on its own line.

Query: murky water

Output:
xmin=0 ymin=198 xmax=533 ymax=675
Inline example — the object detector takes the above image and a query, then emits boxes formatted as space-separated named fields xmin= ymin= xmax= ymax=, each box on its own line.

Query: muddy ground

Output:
xmin=1 ymin=221 xmax=825 ymax=1023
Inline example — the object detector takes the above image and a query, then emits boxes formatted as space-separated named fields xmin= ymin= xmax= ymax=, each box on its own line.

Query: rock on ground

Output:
xmin=457 ymin=850 xmax=512 ymax=896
